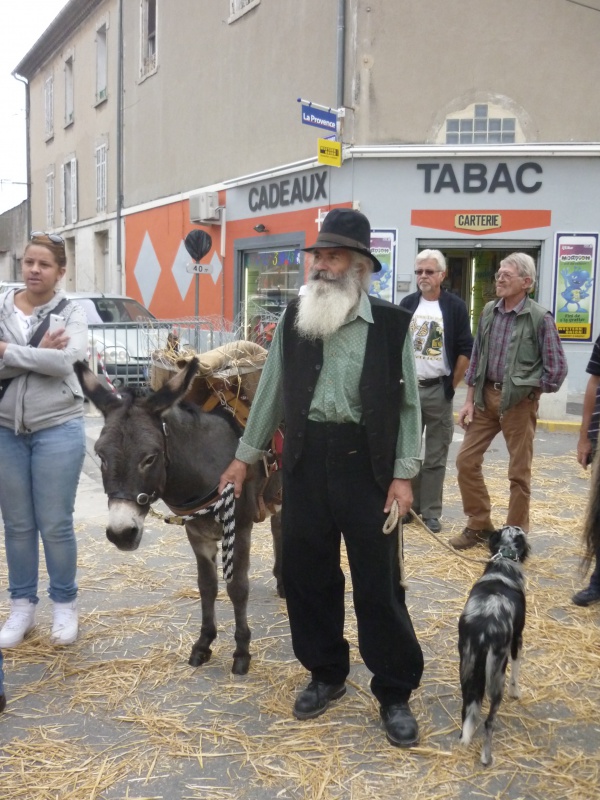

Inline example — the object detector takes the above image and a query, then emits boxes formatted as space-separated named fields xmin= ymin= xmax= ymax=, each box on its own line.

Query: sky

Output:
xmin=0 ymin=0 xmax=70 ymax=214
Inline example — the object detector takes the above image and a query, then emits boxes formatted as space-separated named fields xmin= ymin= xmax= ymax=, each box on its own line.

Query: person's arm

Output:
xmin=453 ymin=354 xmax=470 ymax=389
xmin=386 ymin=335 xmax=422 ymax=514
xmin=577 ymin=374 xmax=600 ymax=469
xmin=219 ymin=316 xmax=285 ymax=497
xmin=538 ymin=314 xmax=568 ymax=393
xmin=0 ymin=304 xmax=88 ymax=377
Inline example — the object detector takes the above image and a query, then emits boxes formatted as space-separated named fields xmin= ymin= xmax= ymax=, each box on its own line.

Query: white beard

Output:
xmin=295 ymin=265 xmax=364 ymax=340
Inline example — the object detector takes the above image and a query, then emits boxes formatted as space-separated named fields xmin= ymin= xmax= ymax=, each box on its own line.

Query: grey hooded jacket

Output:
xmin=0 ymin=289 xmax=88 ymax=434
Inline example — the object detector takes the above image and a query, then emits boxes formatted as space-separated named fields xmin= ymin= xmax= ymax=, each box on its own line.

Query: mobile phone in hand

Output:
xmin=48 ymin=313 xmax=65 ymax=333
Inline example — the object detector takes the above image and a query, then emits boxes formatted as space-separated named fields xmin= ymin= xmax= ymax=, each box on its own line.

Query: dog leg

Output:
xmin=481 ymin=663 xmax=505 ymax=767
xmin=460 ymin=700 xmax=479 ymax=746
xmin=508 ymin=652 xmax=521 ymax=699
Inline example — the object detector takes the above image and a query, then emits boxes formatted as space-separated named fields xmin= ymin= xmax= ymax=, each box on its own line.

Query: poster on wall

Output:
xmin=369 ymin=229 xmax=397 ymax=304
xmin=553 ymin=233 xmax=598 ymax=342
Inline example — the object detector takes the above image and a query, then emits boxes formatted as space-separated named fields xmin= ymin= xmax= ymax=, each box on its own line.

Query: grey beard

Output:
xmin=295 ymin=267 xmax=363 ymax=340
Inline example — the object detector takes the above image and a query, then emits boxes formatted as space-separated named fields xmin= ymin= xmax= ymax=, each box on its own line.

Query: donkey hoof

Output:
xmin=189 ymin=646 xmax=212 ymax=667
xmin=232 ymin=655 xmax=251 ymax=675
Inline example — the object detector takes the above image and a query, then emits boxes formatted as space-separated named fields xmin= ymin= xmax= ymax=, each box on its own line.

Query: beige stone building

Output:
xmin=12 ymin=1 xmax=600 ymax=392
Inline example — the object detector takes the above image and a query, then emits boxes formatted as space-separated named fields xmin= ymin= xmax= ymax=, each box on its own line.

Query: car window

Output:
xmin=121 ymin=299 xmax=156 ymax=322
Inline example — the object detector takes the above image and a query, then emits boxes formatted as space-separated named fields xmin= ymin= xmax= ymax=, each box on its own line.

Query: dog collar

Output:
xmin=491 ymin=546 xmax=519 ymax=562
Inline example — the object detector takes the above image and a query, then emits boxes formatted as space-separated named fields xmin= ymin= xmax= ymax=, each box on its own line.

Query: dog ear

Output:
xmin=519 ymin=533 xmax=532 ymax=563
xmin=488 ymin=529 xmax=502 ymax=554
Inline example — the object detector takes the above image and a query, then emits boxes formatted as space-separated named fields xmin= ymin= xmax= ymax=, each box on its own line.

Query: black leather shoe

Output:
xmin=422 ymin=518 xmax=441 ymax=533
xmin=293 ymin=680 xmax=346 ymax=720
xmin=380 ymin=702 xmax=419 ymax=747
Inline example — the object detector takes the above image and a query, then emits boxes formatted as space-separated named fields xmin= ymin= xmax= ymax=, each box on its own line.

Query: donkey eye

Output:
xmin=141 ymin=454 xmax=158 ymax=469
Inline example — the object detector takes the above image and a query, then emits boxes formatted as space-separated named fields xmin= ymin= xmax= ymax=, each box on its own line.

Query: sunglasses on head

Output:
xmin=30 ymin=230 xmax=65 ymax=245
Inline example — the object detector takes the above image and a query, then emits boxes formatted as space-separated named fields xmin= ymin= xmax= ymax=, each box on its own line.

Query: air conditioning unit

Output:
xmin=189 ymin=191 xmax=220 ymax=223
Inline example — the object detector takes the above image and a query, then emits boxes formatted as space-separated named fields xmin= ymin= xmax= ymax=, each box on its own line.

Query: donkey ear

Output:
xmin=74 ymin=360 xmax=122 ymax=416
xmin=144 ymin=357 xmax=199 ymax=416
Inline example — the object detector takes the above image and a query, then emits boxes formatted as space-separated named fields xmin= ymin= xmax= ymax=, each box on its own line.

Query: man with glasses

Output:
xmin=400 ymin=250 xmax=473 ymax=533
xmin=451 ymin=252 xmax=567 ymax=549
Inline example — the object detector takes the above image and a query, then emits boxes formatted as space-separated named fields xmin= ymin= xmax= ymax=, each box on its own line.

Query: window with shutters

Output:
xmin=140 ymin=0 xmax=157 ymax=78
xmin=44 ymin=75 xmax=54 ymax=139
xmin=96 ymin=23 xmax=108 ymax=104
xmin=62 ymin=158 xmax=78 ymax=225
xmin=64 ymin=56 xmax=74 ymax=126
xmin=96 ymin=144 xmax=107 ymax=213
xmin=46 ymin=170 xmax=55 ymax=228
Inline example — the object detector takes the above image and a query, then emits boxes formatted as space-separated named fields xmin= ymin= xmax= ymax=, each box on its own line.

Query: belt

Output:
xmin=418 ymin=376 xmax=444 ymax=388
xmin=486 ymin=380 xmax=503 ymax=391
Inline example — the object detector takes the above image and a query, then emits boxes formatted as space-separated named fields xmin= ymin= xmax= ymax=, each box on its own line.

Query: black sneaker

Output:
xmin=422 ymin=518 xmax=441 ymax=533
xmin=572 ymin=586 xmax=600 ymax=607
xmin=293 ymin=680 xmax=346 ymax=720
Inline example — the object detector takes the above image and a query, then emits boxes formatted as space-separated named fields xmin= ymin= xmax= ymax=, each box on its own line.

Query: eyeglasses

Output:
xmin=30 ymin=230 xmax=65 ymax=245
xmin=414 ymin=269 xmax=440 ymax=276
xmin=494 ymin=271 xmax=521 ymax=282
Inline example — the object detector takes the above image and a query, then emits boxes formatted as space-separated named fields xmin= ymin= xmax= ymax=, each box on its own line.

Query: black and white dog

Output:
xmin=458 ymin=525 xmax=531 ymax=766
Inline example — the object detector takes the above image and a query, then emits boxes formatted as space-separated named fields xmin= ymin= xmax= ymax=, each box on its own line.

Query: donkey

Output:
xmin=75 ymin=358 xmax=283 ymax=675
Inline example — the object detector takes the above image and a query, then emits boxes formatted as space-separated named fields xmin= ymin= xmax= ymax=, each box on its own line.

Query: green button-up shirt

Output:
xmin=236 ymin=291 xmax=422 ymax=481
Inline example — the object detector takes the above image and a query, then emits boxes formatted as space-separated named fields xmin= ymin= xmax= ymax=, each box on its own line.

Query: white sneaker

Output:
xmin=51 ymin=600 xmax=79 ymax=645
xmin=0 ymin=598 xmax=36 ymax=647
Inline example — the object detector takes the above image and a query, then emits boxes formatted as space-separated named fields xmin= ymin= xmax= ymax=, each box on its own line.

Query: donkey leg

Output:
xmin=270 ymin=510 xmax=285 ymax=598
xmin=227 ymin=520 xmax=252 ymax=675
xmin=186 ymin=522 xmax=220 ymax=668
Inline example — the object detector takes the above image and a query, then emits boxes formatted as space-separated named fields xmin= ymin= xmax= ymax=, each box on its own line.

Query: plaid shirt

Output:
xmin=464 ymin=296 xmax=567 ymax=392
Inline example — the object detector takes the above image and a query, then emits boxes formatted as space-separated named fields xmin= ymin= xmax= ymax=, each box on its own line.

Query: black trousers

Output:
xmin=281 ymin=421 xmax=424 ymax=706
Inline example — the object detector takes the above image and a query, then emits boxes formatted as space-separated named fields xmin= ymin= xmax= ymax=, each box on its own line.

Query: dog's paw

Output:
xmin=508 ymin=683 xmax=521 ymax=699
xmin=480 ymin=752 xmax=494 ymax=767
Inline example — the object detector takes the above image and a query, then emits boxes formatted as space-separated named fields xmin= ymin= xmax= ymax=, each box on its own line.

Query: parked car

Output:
xmin=66 ymin=292 xmax=173 ymax=390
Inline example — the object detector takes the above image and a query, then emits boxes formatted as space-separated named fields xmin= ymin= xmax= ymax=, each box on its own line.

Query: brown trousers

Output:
xmin=456 ymin=383 xmax=538 ymax=531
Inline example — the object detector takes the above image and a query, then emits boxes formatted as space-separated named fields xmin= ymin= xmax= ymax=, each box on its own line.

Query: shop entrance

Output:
xmin=418 ymin=241 xmax=541 ymax=333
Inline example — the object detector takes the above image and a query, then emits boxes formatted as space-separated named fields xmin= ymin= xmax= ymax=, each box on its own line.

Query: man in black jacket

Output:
xmin=399 ymin=250 xmax=473 ymax=532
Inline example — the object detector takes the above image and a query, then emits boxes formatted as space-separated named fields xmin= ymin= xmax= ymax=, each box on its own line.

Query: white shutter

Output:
xmin=60 ymin=163 xmax=66 ymax=225
xmin=71 ymin=157 xmax=78 ymax=224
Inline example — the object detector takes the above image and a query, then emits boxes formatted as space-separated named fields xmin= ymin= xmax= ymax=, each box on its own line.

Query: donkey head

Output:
xmin=75 ymin=358 xmax=198 ymax=550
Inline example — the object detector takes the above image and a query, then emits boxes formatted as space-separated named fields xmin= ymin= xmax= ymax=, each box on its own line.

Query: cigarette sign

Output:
xmin=317 ymin=138 xmax=342 ymax=168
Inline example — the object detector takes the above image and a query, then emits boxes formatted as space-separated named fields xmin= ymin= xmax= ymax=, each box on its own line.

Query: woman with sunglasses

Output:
xmin=0 ymin=232 xmax=88 ymax=648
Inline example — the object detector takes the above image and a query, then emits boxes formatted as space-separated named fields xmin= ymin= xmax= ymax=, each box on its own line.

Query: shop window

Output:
xmin=229 ymin=0 xmax=260 ymax=23
xmin=445 ymin=104 xmax=518 ymax=145
xmin=243 ymin=247 xmax=301 ymax=346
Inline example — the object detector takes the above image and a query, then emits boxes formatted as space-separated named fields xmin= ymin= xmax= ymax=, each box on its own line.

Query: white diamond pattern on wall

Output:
xmin=171 ymin=239 xmax=194 ymax=300
xmin=133 ymin=232 xmax=162 ymax=308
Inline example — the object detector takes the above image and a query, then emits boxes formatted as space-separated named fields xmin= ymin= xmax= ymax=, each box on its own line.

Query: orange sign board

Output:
xmin=412 ymin=209 xmax=551 ymax=235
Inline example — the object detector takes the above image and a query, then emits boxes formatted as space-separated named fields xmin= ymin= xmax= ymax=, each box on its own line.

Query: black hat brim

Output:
xmin=302 ymin=239 xmax=382 ymax=273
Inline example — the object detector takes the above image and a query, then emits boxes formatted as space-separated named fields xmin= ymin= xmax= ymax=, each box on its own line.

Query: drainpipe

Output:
xmin=116 ymin=0 xmax=124 ymax=293
xmin=336 ymin=0 xmax=346 ymax=109
xmin=13 ymin=73 xmax=31 ymax=237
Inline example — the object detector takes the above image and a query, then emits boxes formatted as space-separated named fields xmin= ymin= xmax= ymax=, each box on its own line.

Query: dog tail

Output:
xmin=582 ymin=450 xmax=600 ymax=574
xmin=460 ymin=640 xmax=487 ymax=745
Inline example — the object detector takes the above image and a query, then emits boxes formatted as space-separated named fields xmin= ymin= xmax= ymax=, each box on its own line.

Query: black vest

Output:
xmin=282 ymin=296 xmax=411 ymax=491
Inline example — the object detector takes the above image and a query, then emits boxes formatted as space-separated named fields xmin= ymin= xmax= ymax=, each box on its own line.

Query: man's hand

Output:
xmin=577 ymin=437 xmax=593 ymax=470
xmin=458 ymin=400 xmax=475 ymax=430
xmin=384 ymin=478 xmax=413 ymax=515
xmin=219 ymin=458 xmax=248 ymax=498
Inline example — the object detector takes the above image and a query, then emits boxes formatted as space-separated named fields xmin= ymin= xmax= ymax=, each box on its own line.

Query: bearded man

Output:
xmin=219 ymin=209 xmax=424 ymax=748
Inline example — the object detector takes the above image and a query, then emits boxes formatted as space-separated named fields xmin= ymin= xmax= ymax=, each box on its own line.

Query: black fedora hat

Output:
xmin=302 ymin=208 xmax=382 ymax=272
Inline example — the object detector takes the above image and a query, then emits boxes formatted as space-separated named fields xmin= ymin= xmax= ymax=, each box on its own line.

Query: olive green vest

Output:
xmin=473 ymin=297 xmax=548 ymax=414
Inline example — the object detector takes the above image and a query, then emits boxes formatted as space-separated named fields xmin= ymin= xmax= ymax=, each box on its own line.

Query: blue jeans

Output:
xmin=0 ymin=418 xmax=86 ymax=604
